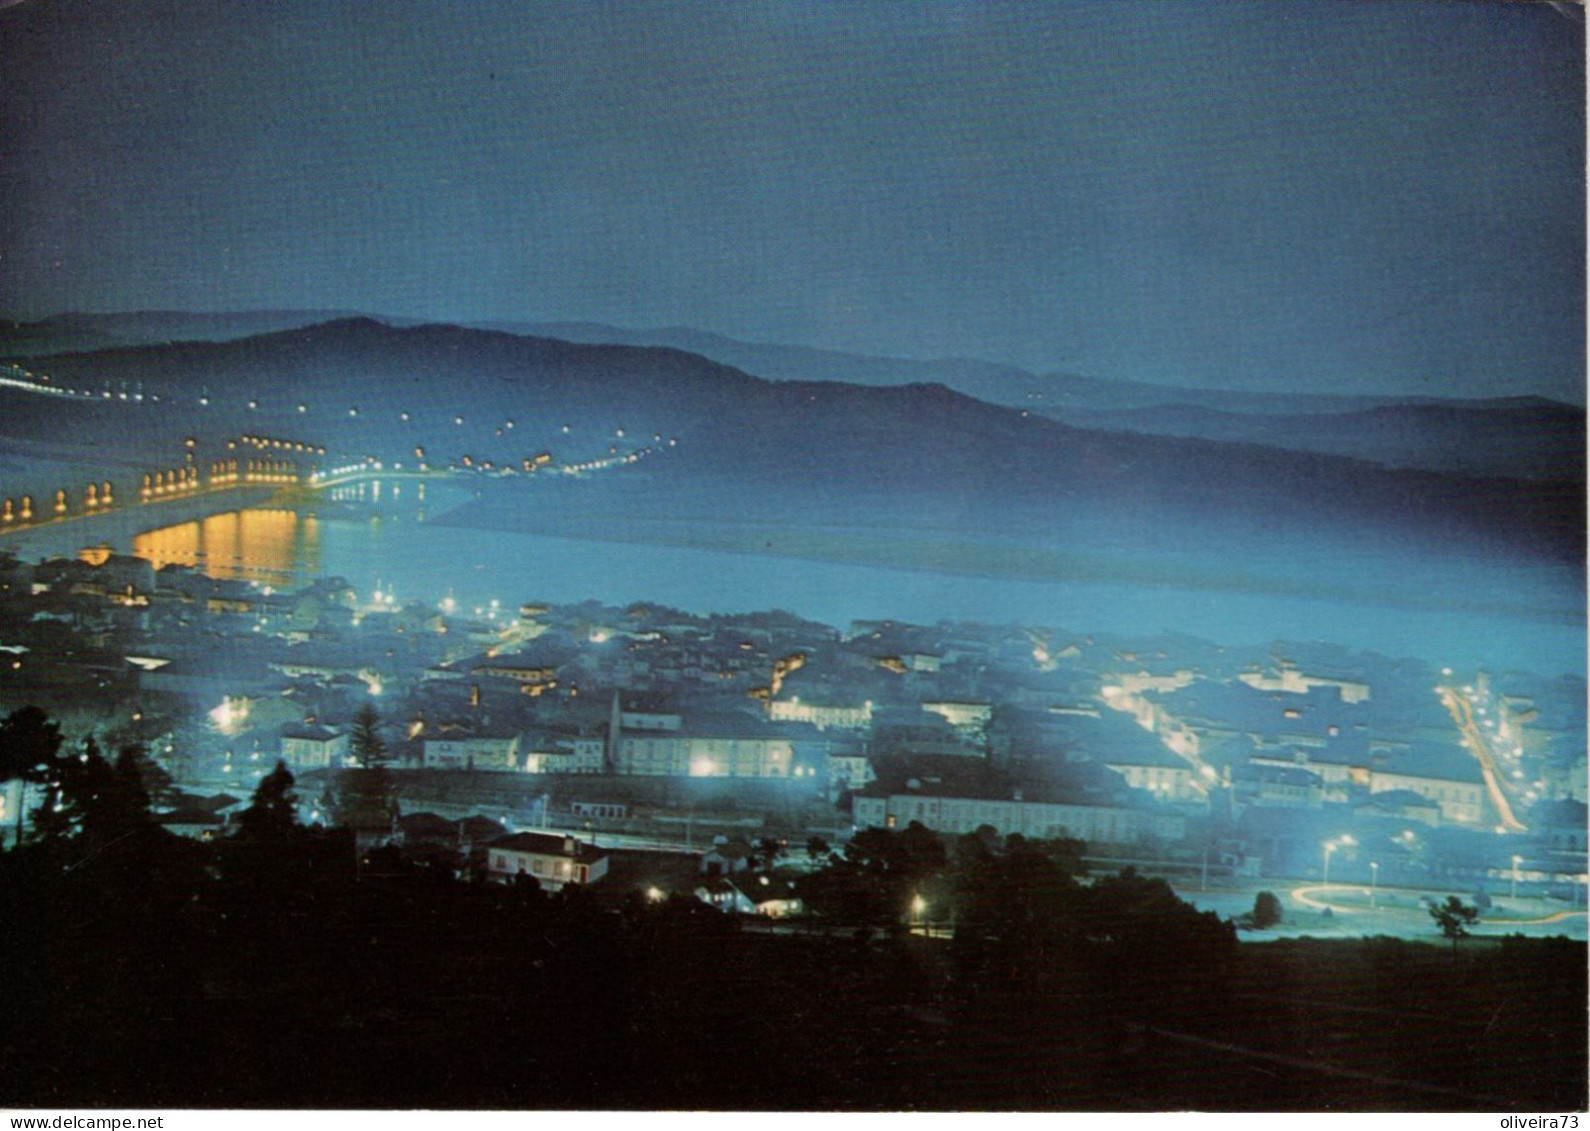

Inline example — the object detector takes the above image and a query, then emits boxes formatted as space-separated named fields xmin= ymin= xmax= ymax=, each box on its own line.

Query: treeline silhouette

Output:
xmin=0 ymin=707 xmax=1583 ymax=1110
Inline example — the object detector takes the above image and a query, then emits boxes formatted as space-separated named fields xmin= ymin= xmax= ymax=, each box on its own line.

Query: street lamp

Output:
xmin=911 ymin=893 xmax=927 ymax=933
xmin=1370 ymin=861 xmax=1379 ymax=910
xmin=1323 ymin=833 xmax=1356 ymax=890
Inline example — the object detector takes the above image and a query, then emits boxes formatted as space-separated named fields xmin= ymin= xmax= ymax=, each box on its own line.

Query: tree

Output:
xmin=803 ymin=822 xmax=951 ymax=929
xmin=751 ymin=835 xmax=785 ymax=871
xmin=349 ymin=702 xmax=389 ymax=769
xmin=137 ymin=754 xmax=176 ymax=810
xmin=841 ymin=820 xmax=946 ymax=879
xmin=805 ymin=835 xmax=831 ymax=864
xmin=1429 ymin=895 xmax=1480 ymax=954
xmin=106 ymin=745 xmax=155 ymax=841
xmin=236 ymin=761 xmax=299 ymax=842
xmin=1251 ymin=890 xmax=1282 ymax=929
xmin=0 ymin=706 xmax=63 ymax=848
xmin=26 ymin=737 xmax=156 ymax=856
xmin=114 ymin=743 xmax=175 ymax=811
xmin=331 ymin=705 xmax=397 ymax=844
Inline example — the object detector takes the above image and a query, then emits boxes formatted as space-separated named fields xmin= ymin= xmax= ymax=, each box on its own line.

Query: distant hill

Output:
xmin=1049 ymin=401 xmax=1585 ymax=483
xmin=477 ymin=317 xmax=1496 ymax=414
xmin=6 ymin=310 xmax=1579 ymax=482
xmin=4 ymin=317 xmax=1581 ymax=570
xmin=481 ymin=318 xmax=1585 ymax=410
xmin=0 ymin=309 xmax=407 ymax=358
xmin=477 ymin=320 xmax=1586 ymax=480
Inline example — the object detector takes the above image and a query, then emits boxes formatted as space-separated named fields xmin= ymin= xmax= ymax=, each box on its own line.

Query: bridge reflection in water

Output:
xmin=133 ymin=508 xmax=322 ymax=584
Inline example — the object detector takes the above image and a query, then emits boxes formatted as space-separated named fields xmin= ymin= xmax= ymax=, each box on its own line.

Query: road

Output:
xmin=1437 ymin=686 xmax=1526 ymax=831
xmin=1290 ymin=882 xmax=1586 ymax=932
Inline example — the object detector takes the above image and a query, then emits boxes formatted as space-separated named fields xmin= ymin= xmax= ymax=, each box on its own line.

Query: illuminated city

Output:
xmin=0 ymin=0 xmax=1584 ymax=1117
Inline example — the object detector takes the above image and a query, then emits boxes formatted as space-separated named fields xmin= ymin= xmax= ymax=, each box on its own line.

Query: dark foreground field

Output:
xmin=1 ymin=826 xmax=1582 ymax=1113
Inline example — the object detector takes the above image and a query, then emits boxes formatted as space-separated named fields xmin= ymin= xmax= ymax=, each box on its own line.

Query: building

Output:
xmin=768 ymin=695 xmax=874 ymax=731
xmin=1229 ymin=763 xmax=1326 ymax=810
xmin=1367 ymin=762 xmax=1485 ymax=825
xmin=279 ymin=722 xmax=350 ymax=769
xmin=827 ymin=750 xmax=876 ymax=799
xmin=486 ymin=832 xmax=609 ymax=890
xmin=695 ymin=873 xmax=804 ymax=917
xmin=1248 ymin=744 xmax=1486 ymax=824
xmin=75 ymin=548 xmax=158 ymax=599
xmin=0 ymin=778 xmax=21 ymax=834
xmin=677 ymin=715 xmax=801 ymax=778
xmin=423 ymin=726 xmax=522 ymax=772
xmin=521 ymin=733 xmax=606 ymax=774
xmin=156 ymin=807 xmax=228 ymax=840
xmin=1534 ymin=799 xmax=1588 ymax=854
xmin=1102 ymin=746 xmax=1208 ymax=804
xmin=471 ymin=659 xmax=558 ymax=687
xmin=1238 ymin=661 xmax=1371 ymax=704
xmin=921 ymin=701 xmax=993 ymax=732
xmin=1353 ymin=788 xmax=1442 ymax=825
xmin=700 ymin=837 xmax=754 ymax=876
xmin=852 ymin=778 xmax=1182 ymax=846
xmin=609 ymin=708 xmax=821 ymax=779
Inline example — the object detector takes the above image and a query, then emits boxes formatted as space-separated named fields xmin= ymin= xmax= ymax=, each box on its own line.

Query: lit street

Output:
xmin=1438 ymin=686 xmax=1527 ymax=832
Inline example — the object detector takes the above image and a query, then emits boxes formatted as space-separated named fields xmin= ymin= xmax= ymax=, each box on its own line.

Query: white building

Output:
xmin=279 ymin=723 xmax=350 ymax=770
xmin=768 ymin=697 xmax=873 ymax=731
xmin=921 ymin=701 xmax=993 ymax=731
xmin=487 ymin=832 xmax=609 ymax=890
xmin=423 ymin=729 xmax=522 ymax=772
xmin=1103 ymin=757 xmax=1207 ymax=803
xmin=695 ymin=874 xmax=804 ymax=917
xmin=852 ymin=783 xmax=1182 ymax=845
xmin=522 ymin=737 xmax=605 ymax=774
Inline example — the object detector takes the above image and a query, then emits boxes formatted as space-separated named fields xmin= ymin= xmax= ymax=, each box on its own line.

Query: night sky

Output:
xmin=0 ymin=0 xmax=1582 ymax=401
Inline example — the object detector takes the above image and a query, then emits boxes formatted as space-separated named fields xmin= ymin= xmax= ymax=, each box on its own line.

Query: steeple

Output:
xmin=607 ymin=689 xmax=622 ymax=772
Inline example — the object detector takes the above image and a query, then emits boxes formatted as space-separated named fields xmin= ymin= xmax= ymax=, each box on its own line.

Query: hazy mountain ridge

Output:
xmin=479 ymin=317 xmax=1579 ymax=416
xmin=0 ymin=309 xmax=400 ymax=358
xmin=5 ymin=318 xmax=1582 ymax=569
xmin=10 ymin=308 xmax=1579 ymax=411
xmin=480 ymin=320 xmax=1584 ymax=483
xmin=11 ymin=308 xmax=1573 ymax=484
xmin=1051 ymin=401 xmax=1586 ymax=483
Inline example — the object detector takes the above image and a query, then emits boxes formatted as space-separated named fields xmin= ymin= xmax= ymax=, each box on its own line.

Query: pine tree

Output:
xmin=349 ymin=702 xmax=389 ymax=769
xmin=237 ymin=760 xmax=299 ymax=842
xmin=335 ymin=705 xmax=396 ymax=843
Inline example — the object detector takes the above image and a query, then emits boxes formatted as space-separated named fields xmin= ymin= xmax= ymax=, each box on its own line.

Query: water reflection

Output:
xmin=133 ymin=508 xmax=322 ymax=582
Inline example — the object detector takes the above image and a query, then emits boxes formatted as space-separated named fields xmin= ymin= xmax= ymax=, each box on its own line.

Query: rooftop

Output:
xmin=490 ymin=831 xmax=607 ymax=863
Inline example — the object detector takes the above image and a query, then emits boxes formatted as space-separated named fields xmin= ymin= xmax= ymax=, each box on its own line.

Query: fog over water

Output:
xmin=95 ymin=479 xmax=1585 ymax=679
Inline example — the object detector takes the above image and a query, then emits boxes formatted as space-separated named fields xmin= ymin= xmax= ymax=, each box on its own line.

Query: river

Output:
xmin=3 ymin=476 xmax=1582 ymax=677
